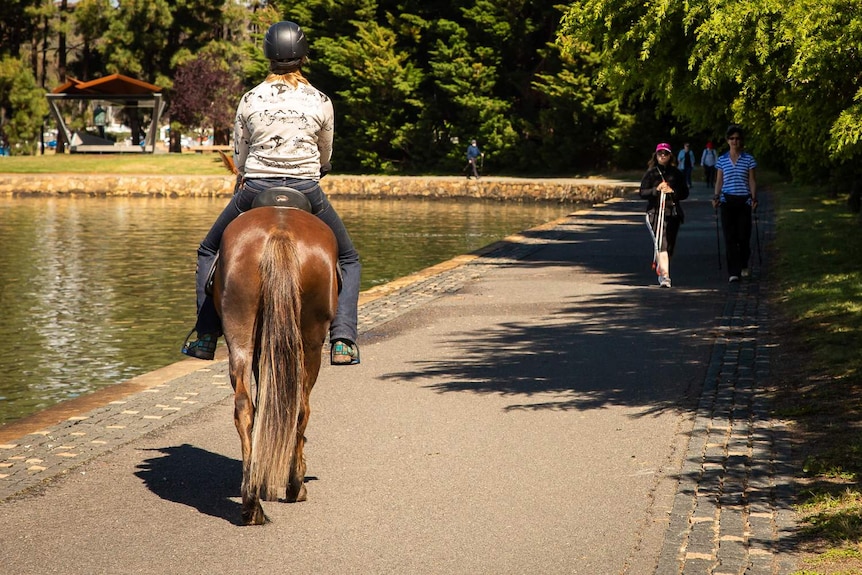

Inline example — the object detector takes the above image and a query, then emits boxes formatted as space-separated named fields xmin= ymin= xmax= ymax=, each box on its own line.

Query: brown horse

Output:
xmin=213 ymin=205 xmax=339 ymax=525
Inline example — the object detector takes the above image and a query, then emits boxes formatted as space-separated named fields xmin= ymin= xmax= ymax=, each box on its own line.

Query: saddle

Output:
xmin=251 ymin=186 xmax=312 ymax=212
xmin=204 ymin=187 xmax=317 ymax=297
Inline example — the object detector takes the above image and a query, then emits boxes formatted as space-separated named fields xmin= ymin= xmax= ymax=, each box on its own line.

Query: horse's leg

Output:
xmin=231 ymin=348 xmax=266 ymax=525
xmin=286 ymin=340 xmax=323 ymax=503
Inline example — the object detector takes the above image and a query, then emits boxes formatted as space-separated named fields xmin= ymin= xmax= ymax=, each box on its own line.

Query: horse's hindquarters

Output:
xmin=215 ymin=207 xmax=339 ymax=524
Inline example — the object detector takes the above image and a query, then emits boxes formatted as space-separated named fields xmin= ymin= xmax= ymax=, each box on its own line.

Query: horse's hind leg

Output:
xmin=286 ymin=342 xmax=324 ymax=503
xmin=231 ymin=350 xmax=266 ymax=525
xmin=285 ymin=400 xmax=308 ymax=503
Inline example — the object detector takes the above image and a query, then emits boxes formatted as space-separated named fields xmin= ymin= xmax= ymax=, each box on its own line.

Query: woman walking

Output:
xmin=712 ymin=125 xmax=758 ymax=283
xmin=639 ymin=143 xmax=689 ymax=287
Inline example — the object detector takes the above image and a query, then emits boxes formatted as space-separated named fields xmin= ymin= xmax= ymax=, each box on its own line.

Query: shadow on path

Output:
xmin=135 ymin=444 xmax=243 ymax=525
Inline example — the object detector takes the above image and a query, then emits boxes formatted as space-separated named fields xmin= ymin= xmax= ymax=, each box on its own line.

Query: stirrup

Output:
xmin=330 ymin=339 xmax=360 ymax=365
xmin=181 ymin=330 xmax=218 ymax=360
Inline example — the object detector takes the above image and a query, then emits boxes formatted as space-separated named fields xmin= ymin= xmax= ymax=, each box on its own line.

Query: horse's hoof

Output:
xmin=241 ymin=504 xmax=267 ymax=526
xmin=285 ymin=483 xmax=307 ymax=503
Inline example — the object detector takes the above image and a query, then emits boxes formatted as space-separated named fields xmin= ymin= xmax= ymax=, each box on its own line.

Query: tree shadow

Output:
xmin=380 ymin=196 xmax=726 ymax=417
xmin=379 ymin=192 xmax=803 ymax=562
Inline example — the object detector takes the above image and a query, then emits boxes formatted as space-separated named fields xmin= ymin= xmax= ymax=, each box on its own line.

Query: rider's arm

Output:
xmin=317 ymin=96 xmax=334 ymax=178
xmin=233 ymin=97 xmax=251 ymax=178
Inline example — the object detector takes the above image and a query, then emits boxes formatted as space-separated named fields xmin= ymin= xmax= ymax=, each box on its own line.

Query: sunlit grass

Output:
xmin=0 ymin=152 xmax=230 ymax=175
xmin=775 ymin=183 xmax=862 ymax=574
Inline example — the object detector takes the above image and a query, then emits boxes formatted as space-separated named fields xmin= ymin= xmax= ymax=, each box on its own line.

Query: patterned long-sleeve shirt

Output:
xmin=233 ymin=79 xmax=334 ymax=180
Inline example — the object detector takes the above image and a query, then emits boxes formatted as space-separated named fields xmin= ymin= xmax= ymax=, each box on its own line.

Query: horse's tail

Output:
xmin=249 ymin=230 xmax=305 ymax=501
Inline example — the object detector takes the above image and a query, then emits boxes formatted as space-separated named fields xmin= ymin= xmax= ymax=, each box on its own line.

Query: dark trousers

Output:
xmin=719 ymin=201 xmax=752 ymax=276
xmin=703 ymin=165 xmax=716 ymax=188
xmin=682 ymin=166 xmax=693 ymax=188
xmin=465 ymin=158 xmax=480 ymax=178
xmin=648 ymin=210 xmax=682 ymax=256
xmin=194 ymin=177 xmax=361 ymax=344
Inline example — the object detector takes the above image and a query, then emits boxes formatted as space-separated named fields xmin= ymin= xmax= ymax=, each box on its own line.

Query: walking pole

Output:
xmin=714 ymin=205 xmax=722 ymax=270
xmin=754 ymin=209 xmax=763 ymax=265
xmin=651 ymin=187 xmax=666 ymax=274
xmin=651 ymin=167 xmax=668 ymax=275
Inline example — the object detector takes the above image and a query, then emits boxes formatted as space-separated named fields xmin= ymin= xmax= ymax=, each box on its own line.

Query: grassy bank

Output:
xmin=771 ymin=184 xmax=862 ymax=574
xmin=0 ymin=153 xmax=231 ymax=175
xmin=0 ymin=153 xmax=644 ymax=180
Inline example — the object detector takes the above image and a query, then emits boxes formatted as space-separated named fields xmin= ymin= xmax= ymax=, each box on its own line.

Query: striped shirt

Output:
xmin=234 ymin=79 xmax=334 ymax=180
xmin=716 ymin=152 xmax=757 ymax=198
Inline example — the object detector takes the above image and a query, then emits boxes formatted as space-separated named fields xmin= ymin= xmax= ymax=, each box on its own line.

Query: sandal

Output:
xmin=330 ymin=339 xmax=360 ymax=365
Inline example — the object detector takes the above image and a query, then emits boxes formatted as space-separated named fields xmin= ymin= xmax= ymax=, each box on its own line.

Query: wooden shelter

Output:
xmin=47 ymin=74 xmax=166 ymax=154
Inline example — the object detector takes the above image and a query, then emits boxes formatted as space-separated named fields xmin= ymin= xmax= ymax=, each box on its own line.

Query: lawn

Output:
xmin=0 ymin=152 xmax=232 ymax=175
xmin=771 ymin=183 xmax=862 ymax=574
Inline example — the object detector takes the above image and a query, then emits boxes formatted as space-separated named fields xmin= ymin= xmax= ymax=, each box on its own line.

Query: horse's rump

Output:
xmin=215 ymin=207 xmax=338 ymax=516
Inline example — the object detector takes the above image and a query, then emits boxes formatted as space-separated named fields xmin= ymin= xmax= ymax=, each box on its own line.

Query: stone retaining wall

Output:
xmin=0 ymin=174 xmax=638 ymax=203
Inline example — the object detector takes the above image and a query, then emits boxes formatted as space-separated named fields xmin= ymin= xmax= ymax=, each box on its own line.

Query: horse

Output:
xmin=212 ymin=203 xmax=339 ymax=525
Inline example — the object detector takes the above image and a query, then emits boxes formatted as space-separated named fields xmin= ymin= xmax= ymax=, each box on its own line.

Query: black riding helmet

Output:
xmin=264 ymin=21 xmax=309 ymax=66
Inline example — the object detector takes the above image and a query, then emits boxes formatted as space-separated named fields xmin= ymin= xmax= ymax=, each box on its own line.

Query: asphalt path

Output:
xmin=0 ymin=181 xmax=796 ymax=574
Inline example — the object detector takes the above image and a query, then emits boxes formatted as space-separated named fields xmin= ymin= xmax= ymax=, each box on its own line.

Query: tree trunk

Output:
xmin=55 ymin=0 xmax=69 ymax=154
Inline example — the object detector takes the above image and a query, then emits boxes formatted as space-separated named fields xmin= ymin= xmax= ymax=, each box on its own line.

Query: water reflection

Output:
xmin=0 ymin=195 xmax=576 ymax=425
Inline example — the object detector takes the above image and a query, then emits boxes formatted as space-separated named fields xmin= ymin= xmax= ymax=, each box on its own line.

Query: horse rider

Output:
xmin=182 ymin=20 xmax=361 ymax=365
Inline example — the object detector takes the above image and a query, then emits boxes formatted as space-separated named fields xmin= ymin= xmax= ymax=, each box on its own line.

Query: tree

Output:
xmin=558 ymin=0 xmax=862 ymax=181
xmin=68 ymin=0 xmax=114 ymax=81
xmin=315 ymin=20 xmax=423 ymax=172
xmin=0 ymin=0 xmax=43 ymax=61
xmin=98 ymin=0 xmax=173 ymax=85
xmin=169 ymin=52 xmax=244 ymax=147
xmin=0 ymin=55 xmax=49 ymax=155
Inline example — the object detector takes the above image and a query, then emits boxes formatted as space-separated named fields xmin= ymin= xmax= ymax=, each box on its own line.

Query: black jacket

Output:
xmin=638 ymin=165 xmax=689 ymax=220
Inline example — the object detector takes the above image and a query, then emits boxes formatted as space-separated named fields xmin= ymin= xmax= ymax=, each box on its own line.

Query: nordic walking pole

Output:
xmin=754 ymin=208 xmax=763 ymax=265
xmin=654 ymin=189 xmax=666 ymax=274
xmin=651 ymin=168 xmax=668 ymax=275
xmin=714 ymin=205 xmax=722 ymax=270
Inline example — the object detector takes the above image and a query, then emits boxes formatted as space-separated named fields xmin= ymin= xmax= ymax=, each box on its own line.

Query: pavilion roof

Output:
xmin=51 ymin=73 xmax=162 ymax=96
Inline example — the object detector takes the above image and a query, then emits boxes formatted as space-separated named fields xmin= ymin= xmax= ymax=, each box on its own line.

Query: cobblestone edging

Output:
xmin=655 ymin=248 xmax=797 ymax=571
xmin=0 ymin=173 xmax=636 ymax=204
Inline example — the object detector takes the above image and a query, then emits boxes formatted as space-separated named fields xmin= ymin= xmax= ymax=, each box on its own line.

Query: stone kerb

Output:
xmin=0 ymin=174 xmax=636 ymax=203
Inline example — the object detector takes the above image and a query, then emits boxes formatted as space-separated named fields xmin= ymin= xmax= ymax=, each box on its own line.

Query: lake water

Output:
xmin=0 ymin=195 xmax=579 ymax=426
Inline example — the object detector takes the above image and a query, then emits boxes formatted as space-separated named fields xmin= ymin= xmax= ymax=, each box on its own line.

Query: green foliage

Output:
xmin=0 ymin=56 xmax=48 ymax=154
xmin=559 ymin=0 xmax=862 ymax=182
xmin=6 ymin=0 xmax=732 ymax=170
xmin=99 ymin=0 xmax=173 ymax=84
xmin=316 ymin=19 xmax=423 ymax=172
xmin=0 ymin=0 xmax=43 ymax=60
xmin=278 ymin=0 xmax=635 ymax=174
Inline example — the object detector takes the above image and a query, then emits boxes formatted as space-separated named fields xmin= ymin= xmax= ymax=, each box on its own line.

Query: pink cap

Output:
xmin=655 ymin=143 xmax=672 ymax=153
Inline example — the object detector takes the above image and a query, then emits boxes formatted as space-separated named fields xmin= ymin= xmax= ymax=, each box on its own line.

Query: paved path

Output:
xmin=0 ymin=182 xmax=798 ymax=574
